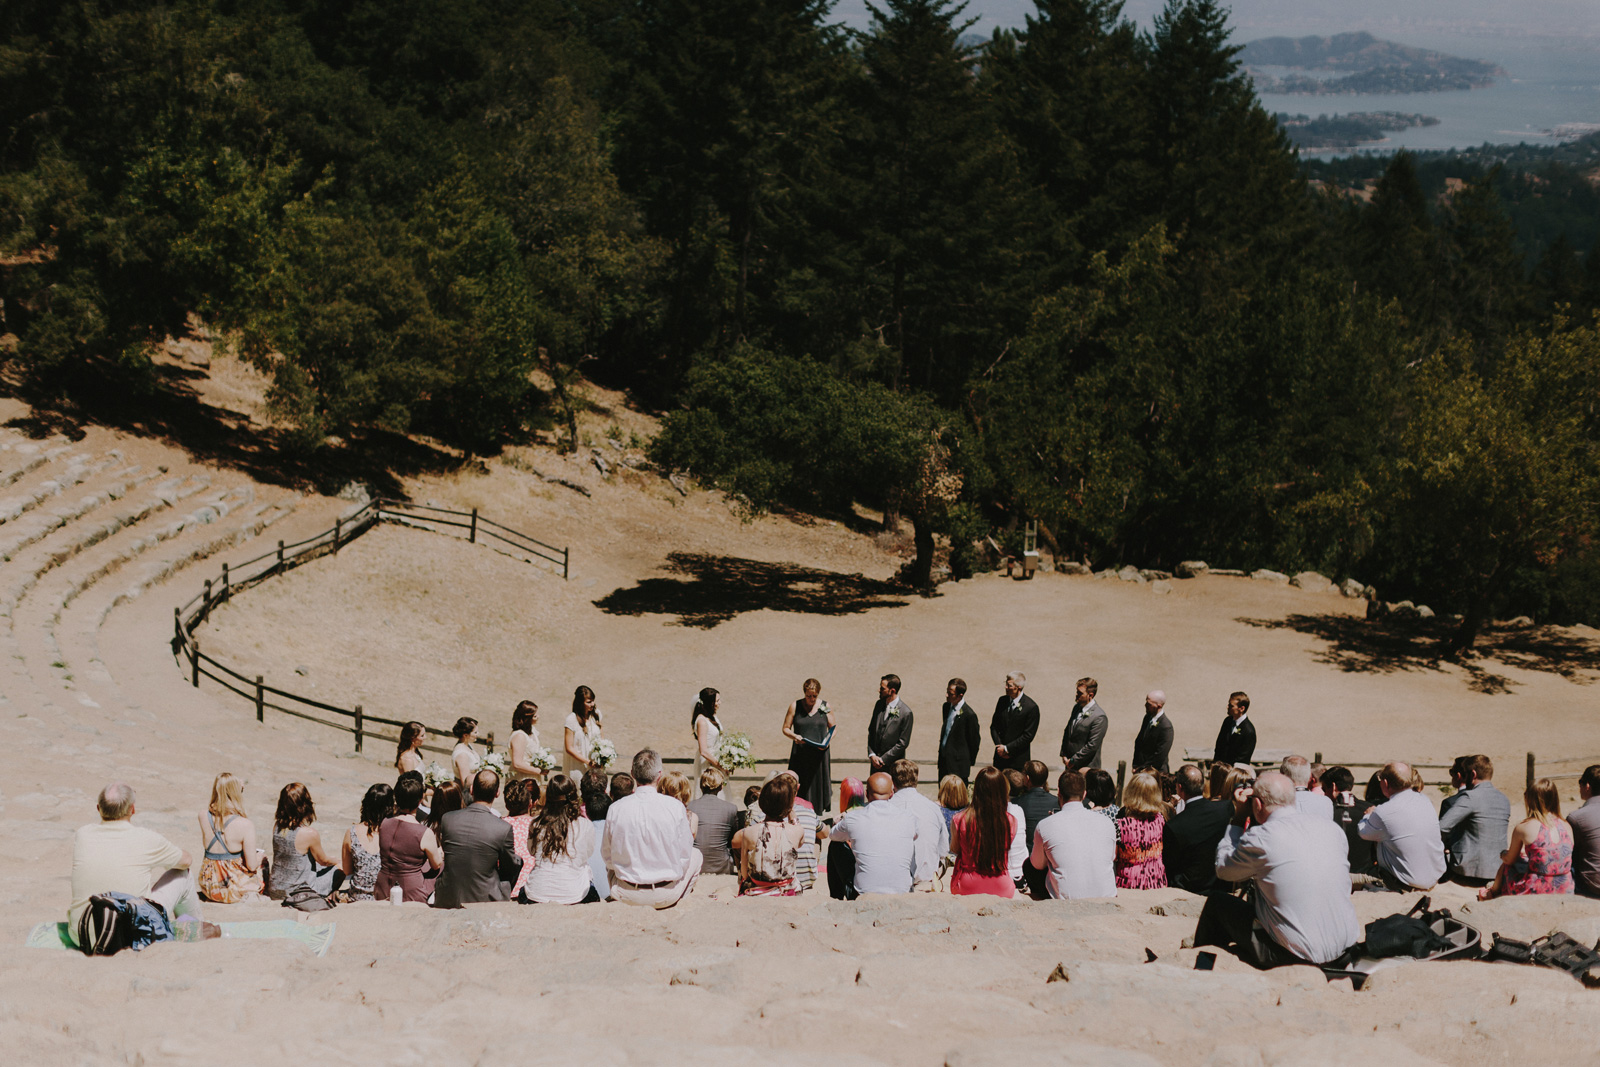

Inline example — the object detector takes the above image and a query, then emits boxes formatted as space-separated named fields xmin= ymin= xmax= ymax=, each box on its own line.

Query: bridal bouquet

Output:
xmin=423 ymin=761 xmax=453 ymax=788
xmin=588 ymin=738 xmax=618 ymax=770
xmin=714 ymin=731 xmax=756 ymax=773
xmin=529 ymin=746 xmax=558 ymax=773
xmin=481 ymin=752 xmax=509 ymax=780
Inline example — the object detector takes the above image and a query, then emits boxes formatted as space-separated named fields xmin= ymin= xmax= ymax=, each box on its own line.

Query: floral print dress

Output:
xmin=1503 ymin=820 xmax=1574 ymax=895
xmin=1115 ymin=812 xmax=1168 ymax=889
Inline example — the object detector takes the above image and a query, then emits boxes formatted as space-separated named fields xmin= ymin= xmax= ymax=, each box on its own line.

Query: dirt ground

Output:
xmin=2 ymin=365 xmax=1599 ymax=1066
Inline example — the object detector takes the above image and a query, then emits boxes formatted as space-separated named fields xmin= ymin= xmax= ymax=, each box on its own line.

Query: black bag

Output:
xmin=281 ymin=886 xmax=336 ymax=912
xmin=1486 ymin=932 xmax=1534 ymax=964
xmin=1364 ymin=914 xmax=1453 ymax=959
xmin=76 ymin=894 xmax=137 ymax=956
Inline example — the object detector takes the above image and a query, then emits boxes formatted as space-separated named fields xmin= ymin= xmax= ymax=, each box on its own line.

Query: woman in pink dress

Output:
xmin=502 ymin=778 xmax=543 ymax=901
xmin=950 ymin=767 xmax=1018 ymax=898
xmin=1480 ymin=777 xmax=1574 ymax=899
xmin=1115 ymin=772 xmax=1169 ymax=889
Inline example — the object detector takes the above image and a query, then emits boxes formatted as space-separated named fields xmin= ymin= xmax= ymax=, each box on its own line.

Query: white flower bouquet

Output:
xmin=529 ymin=746 xmax=558 ymax=773
xmin=714 ymin=731 xmax=756 ymax=772
xmin=588 ymin=738 xmax=618 ymax=770
xmin=422 ymin=761 xmax=453 ymax=788
xmin=481 ymin=752 xmax=509 ymax=780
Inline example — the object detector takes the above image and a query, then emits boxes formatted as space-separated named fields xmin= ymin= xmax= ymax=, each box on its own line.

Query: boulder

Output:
xmin=1138 ymin=568 xmax=1171 ymax=581
xmin=1174 ymin=560 xmax=1208 ymax=578
xmin=1151 ymin=580 xmax=1173 ymax=595
xmin=1209 ymin=568 xmax=1245 ymax=577
xmin=1503 ymin=615 xmax=1534 ymax=629
xmin=1389 ymin=601 xmax=1419 ymax=619
xmin=1116 ymin=565 xmax=1146 ymax=584
xmin=1416 ymin=604 xmax=1435 ymax=619
xmin=1289 ymin=571 xmax=1334 ymax=594
xmin=1093 ymin=569 xmax=1115 ymax=580
xmin=1250 ymin=569 xmax=1289 ymax=584
xmin=1054 ymin=561 xmax=1092 ymax=576
xmin=1339 ymin=578 xmax=1366 ymax=599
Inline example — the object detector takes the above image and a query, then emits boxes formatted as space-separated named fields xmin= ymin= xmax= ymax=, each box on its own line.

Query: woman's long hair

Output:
xmin=962 ymin=767 xmax=1012 ymax=877
xmin=1526 ymin=777 xmax=1563 ymax=824
xmin=426 ymin=781 xmax=462 ymax=833
xmin=396 ymin=722 xmax=426 ymax=769
xmin=1120 ymin=772 xmax=1169 ymax=819
xmin=274 ymin=782 xmax=316 ymax=832
xmin=359 ymin=784 xmax=393 ymax=833
xmin=533 ymin=774 xmax=581 ymax=861
xmin=691 ymin=686 xmax=719 ymax=737
xmin=209 ymin=773 xmax=248 ymax=821
xmin=839 ymin=777 xmax=867 ymax=813
xmin=512 ymin=701 xmax=538 ymax=735
xmin=572 ymin=685 xmax=597 ymax=727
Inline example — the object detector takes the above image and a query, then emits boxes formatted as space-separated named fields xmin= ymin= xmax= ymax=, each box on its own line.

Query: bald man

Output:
xmin=1131 ymin=691 xmax=1174 ymax=774
xmin=826 ymin=771 xmax=918 ymax=898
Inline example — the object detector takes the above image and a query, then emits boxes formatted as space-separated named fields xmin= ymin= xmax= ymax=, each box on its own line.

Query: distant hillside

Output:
xmin=1244 ymin=32 xmax=1503 ymax=95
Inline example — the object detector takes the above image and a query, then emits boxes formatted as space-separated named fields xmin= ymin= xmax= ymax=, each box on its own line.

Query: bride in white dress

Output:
xmin=693 ymin=687 xmax=728 ymax=795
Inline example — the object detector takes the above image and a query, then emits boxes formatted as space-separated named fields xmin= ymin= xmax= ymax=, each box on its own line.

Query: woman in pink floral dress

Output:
xmin=1114 ymin=772 xmax=1170 ymax=889
xmin=1480 ymin=777 xmax=1574 ymax=899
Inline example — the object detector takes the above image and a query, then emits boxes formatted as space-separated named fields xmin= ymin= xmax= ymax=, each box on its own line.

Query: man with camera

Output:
xmin=1193 ymin=771 xmax=1359 ymax=969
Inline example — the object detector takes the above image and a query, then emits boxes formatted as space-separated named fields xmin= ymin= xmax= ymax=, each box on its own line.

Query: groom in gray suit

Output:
xmin=1437 ymin=754 xmax=1511 ymax=886
xmin=868 ymin=674 xmax=914 ymax=771
xmin=433 ymin=769 xmax=522 ymax=908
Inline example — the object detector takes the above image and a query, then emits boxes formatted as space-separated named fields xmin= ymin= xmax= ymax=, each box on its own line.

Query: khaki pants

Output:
xmin=611 ymin=852 xmax=702 ymax=910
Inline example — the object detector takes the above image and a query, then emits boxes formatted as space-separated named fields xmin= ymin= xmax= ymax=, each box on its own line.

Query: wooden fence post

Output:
xmin=173 ymin=606 xmax=181 ymax=644
xmin=1527 ymin=752 xmax=1536 ymax=795
xmin=1116 ymin=759 xmax=1126 ymax=801
xmin=191 ymin=638 xmax=201 ymax=687
xmin=203 ymin=579 xmax=212 ymax=614
xmin=221 ymin=562 xmax=229 ymax=601
xmin=470 ymin=508 xmax=478 ymax=544
xmin=485 ymin=730 xmax=495 ymax=755
xmin=354 ymin=704 xmax=363 ymax=754
xmin=334 ymin=517 xmax=342 ymax=554
xmin=277 ymin=539 xmax=284 ymax=569
xmin=1314 ymin=751 xmax=1322 ymax=764
xmin=563 ymin=546 xmax=569 ymax=580
xmin=255 ymin=676 xmax=264 ymax=723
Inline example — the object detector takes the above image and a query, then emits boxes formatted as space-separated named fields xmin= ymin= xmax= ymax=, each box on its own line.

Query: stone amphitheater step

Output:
xmin=0 ymin=461 xmax=160 ymax=561
xmin=0 ymin=448 xmax=126 ymax=524
xmin=0 ymin=439 xmax=70 ymax=490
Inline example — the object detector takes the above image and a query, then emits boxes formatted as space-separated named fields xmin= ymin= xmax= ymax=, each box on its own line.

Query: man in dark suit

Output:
xmin=1060 ymin=677 xmax=1108 ymax=770
xmin=432 ymin=770 xmax=522 ymax=908
xmin=1131 ymin=690 xmax=1175 ymax=773
xmin=937 ymin=677 xmax=982 ymax=783
xmin=989 ymin=671 xmax=1040 ymax=772
xmin=1212 ymin=691 xmax=1256 ymax=767
xmin=867 ymin=674 xmax=913 ymax=771
xmin=1162 ymin=765 xmax=1231 ymax=893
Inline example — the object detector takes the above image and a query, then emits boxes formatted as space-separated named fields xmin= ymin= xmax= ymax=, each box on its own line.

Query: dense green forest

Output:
xmin=2 ymin=0 xmax=1597 ymax=649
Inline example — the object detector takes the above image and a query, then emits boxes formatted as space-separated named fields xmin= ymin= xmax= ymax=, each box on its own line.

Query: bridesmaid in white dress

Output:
xmin=451 ymin=716 xmax=481 ymax=785
xmin=509 ymin=700 xmax=545 ymax=781
xmin=564 ymin=686 xmax=603 ymax=775
xmin=693 ymin=687 xmax=728 ymax=793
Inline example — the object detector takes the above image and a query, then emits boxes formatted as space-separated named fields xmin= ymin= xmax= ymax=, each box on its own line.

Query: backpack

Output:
xmin=77 ymin=894 xmax=137 ymax=956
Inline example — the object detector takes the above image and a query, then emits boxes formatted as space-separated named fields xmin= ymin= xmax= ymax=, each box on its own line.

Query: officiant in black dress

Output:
xmin=783 ymin=678 xmax=835 ymax=814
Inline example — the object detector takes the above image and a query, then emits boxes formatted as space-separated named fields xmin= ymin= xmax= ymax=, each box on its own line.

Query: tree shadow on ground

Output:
xmin=1237 ymin=614 xmax=1600 ymax=695
xmin=594 ymin=552 xmax=912 ymax=628
xmin=2 ymin=357 xmax=467 ymax=498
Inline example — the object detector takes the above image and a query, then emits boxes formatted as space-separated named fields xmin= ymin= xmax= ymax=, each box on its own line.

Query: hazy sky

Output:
xmin=831 ymin=1 xmax=1600 ymax=41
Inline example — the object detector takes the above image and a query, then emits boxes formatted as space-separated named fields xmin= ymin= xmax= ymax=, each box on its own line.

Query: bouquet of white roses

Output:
xmin=422 ymin=761 xmax=453 ymax=788
xmin=481 ymin=752 xmax=509 ymax=780
xmin=529 ymin=746 xmax=558 ymax=773
xmin=714 ymin=731 xmax=756 ymax=772
xmin=588 ymin=738 xmax=618 ymax=770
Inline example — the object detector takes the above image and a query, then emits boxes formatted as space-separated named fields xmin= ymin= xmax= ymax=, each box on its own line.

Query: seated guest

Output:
xmin=1205 ymin=761 xmax=1232 ymax=802
xmin=523 ymin=774 xmax=601 ymax=904
xmin=432 ymin=770 xmax=521 ymax=907
xmin=376 ymin=773 xmax=442 ymax=904
xmin=889 ymin=759 xmax=949 ymax=890
xmin=937 ymin=775 xmax=969 ymax=832
xmin=659 ymin=770 xmax=698 ymax=836
xmin=950 ymin=767 xmax=1018 ymax=898
xmin=1280 ymin=756 xmax=1333 ymax=820
xmin=1322 ymin=766 xmax=1377 ymax=877
xmin=733 ymin=775 xmax=806 ymax=896
xmin=1358 ymin=762 xmax=1447 ymax=890
xmin=1014 ymin=760 xmax=1061 ymax=851
xmin=1570 ymin=765 xmax=1600 ymax=899
xmin=70 ymin=782 xmax=204 ymax=946
xmin=1001 ymin=768 xmax=1029 ymax=886
xmin=1162 ymin=764 xmax=1230 ymax=894
xmin=502 ymin=778 xmax=542 ymax=901
xmin=1029 ymin=770 xmax=1116 ymax=899
xmin=1479 ymin=777 xmax=1574 ymax=900
xmin=829 ymin=772 xmax=918 ymax=898
xmin=779 ymin=770 xmax=821 ymax=891
xmin=1438 ymin=754 xmax=1511 ymax=887
xmin=426 ymin=781 xmax=462 ymax=837
xmin=340 ymin=784 xmax=391 ymax=901
xmin=1196 ymin=771 xmax=1359 ymax=968
xmin=579 ymin=771 xmax=614 ymax=901
xmin=826 ymin=777 xmax=868 ymax=895
xmin=1084 ymin=768 xmax=1121 ymax=829
xmin=610 ymin=772 xmax=636 ymax=802
xmin=271 ymin=783 xmax=343 ymax=900
xmin=688 ymin=767 xmax=741 ymax=876
xmin=603 ymin=749 xmax=702 ymax=908
xmin=196 ymin=772 xmax=265 ymax=904
xmin=1115 ymin=772 xmax=1169 ymax=889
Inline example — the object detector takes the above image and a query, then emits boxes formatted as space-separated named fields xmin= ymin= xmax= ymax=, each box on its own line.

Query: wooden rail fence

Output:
xmin=173 ymin=498 xmax=567 ymax=757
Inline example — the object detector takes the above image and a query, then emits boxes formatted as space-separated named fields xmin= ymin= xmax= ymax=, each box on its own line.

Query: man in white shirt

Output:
xmin=1196 ymin=771 xmax=1360 ymax=968
xmin=1029 ymin=770 xmax=1117 ymax=899
xmin=828 ymin=772 xmax=918 ymax=896
xmin=603 ymin=749 xmax=702 ymax=909
xmin=69 ymin=782 xmax=203 ymax=945
xmin=1281 ymin=755 xmax=1334 ymax=820
xmin=888 ymin=759 xmax=948 ymax=890
xmin=1357 ymin=761 xmax=1447 ymax=890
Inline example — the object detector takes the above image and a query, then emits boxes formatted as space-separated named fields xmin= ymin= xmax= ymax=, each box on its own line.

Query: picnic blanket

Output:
xmin=26 ymin=919 xmax=335 ymax=957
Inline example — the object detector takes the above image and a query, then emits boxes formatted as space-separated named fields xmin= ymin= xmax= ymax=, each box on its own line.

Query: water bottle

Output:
xmin=390 ymin=885 xmax=403 ymax=905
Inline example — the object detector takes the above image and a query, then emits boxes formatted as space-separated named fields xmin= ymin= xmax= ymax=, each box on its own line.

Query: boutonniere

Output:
xmin=887 ymin=706 xmax=901 ymax=719
xmin=1230 ymin=723 xmax=1243 ymax=736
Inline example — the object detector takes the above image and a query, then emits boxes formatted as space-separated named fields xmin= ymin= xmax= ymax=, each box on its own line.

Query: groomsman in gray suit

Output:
xmin=1060 ymin=677 xmax=1108 ymax=771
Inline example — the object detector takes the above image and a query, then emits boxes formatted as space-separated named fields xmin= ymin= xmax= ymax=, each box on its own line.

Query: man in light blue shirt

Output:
xmin=829 ymin=772 xmax=918 ymax=896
